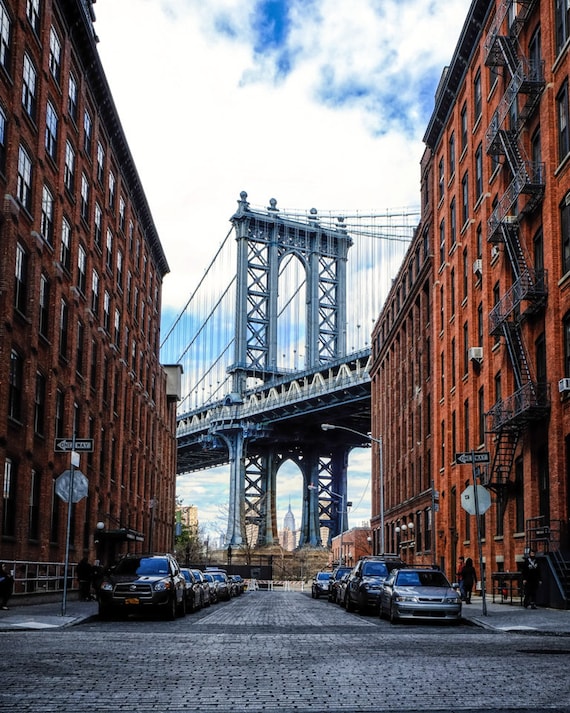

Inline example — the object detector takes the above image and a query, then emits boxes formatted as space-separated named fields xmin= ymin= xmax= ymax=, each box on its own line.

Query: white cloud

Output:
xmin=94 ymin=0 xmax=467 ymax=540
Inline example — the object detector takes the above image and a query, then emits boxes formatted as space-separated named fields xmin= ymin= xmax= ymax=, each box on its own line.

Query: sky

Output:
xmin=93 ymin=0 xmax=470 ymax=541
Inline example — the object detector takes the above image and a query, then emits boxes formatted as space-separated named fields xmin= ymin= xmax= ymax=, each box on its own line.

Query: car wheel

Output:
xmin=164 ymin=595 xmax=177 ymax=621
xmin=389 ymin=602 xmax=399 ymax=624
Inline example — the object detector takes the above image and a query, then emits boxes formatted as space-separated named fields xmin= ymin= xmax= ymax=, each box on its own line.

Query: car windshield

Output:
xmin=181 ymin=570 xmax=193 ymax=583
xmin=396 ymin=571 xmax=449 ymax=587
xmin=212 ymin=573 xmax=226 ymax=582
xmin=362 ymin=562 xmax=388 ymax=577
xmin=113 ymin=557 xmax=169 ymax=576
xmin=317 ymin=572 xmax=331 ymax=580
xmin=191 ymin=571 xmax=202 ymax=581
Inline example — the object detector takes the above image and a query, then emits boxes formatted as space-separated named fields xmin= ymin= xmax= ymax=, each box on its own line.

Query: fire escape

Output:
xmin=483 ymin=0 xmax=549 ymax=494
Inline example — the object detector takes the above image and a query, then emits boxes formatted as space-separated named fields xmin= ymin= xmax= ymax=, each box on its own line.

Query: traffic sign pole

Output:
xmin=471 ymin=451 xmax=488 ymax=616
xmin=61 ymin=433 xmax=76 ymax=617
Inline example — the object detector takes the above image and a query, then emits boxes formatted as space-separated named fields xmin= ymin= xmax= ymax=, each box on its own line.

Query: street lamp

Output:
xmin=321 ymin=423 xmax=385 ymax=555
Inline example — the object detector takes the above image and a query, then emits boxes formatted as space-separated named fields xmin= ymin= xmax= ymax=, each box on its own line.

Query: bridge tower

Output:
xmin=218 ymin=192 xmax=354 ymax=548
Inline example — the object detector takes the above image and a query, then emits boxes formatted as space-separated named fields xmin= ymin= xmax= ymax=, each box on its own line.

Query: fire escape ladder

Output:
xmin=502 ymin=321 xmax=534 ymax=392
xmin=502 ymin=222 xmax=529 ymax=280
xmin=485 ymin=429 xmax=521 ymax=493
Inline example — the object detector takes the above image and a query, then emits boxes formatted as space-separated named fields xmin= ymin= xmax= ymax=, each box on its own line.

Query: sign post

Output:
xmin=458 ymin=451 xmax=491 ymax=616
xmin=55 ymin=434 xmax=90 ymax=616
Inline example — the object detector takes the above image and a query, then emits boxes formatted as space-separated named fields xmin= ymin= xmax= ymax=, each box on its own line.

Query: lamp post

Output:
xmin=321 ymin=423 xmax=385 ymax=555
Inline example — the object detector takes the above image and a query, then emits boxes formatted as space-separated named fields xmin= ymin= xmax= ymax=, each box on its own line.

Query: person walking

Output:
xmin=522 ymin=550 xmax=541 ymax=609
xmin=456 ymin=556 xmax=465 ymax=601
xmin=0 ymin=563 xmax=14 ymax=610
xmin=460 ymin=557 xmax=477 ymax=604
xmin=76 ymin=557 xmax=93 ymax=601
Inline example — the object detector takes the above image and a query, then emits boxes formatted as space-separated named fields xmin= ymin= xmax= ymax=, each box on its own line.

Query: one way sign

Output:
xmin=455 ymin=451 xmax=490 ymax=464
xmin=54 ymin=438 xmax=94 ymax=452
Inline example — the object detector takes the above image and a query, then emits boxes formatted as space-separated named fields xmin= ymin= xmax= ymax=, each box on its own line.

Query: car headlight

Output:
xmin=153 ymin=580 xmax=171 ymax=592
xmin=394 ymin=595 xmax=418 ymax=603
xmin=100 ymin=581 xmax=113 ymax=591
xmin=445 ymin=596 xmax=461 ymax=604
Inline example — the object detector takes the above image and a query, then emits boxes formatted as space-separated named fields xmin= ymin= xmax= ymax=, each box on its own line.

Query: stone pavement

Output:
xmin=0 ymin=591 xmax=569 ymax=634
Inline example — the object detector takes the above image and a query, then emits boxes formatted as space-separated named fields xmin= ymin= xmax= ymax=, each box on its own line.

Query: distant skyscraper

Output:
xmin=280 ymin=504 xmax=297 ymax=551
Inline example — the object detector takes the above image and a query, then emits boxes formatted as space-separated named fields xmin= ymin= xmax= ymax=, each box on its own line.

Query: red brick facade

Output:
xmin=0 ymin=0 xmax=178 ymax=570
xmin=371 ymin=0 xmax=570 ymax=583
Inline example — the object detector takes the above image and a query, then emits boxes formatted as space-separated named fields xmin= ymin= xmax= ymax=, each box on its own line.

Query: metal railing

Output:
xmin=1 ymin=560 xmax=78 ymax=596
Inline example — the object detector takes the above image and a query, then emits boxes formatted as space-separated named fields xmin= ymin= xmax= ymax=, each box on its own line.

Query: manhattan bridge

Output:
xmin=159 ymin=192 xmax=419 ymax=549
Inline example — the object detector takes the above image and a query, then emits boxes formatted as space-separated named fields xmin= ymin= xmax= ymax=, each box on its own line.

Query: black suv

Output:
xmin=98 ymin=553 xmax=186 ymax=620
xmin=328 ymin=565 xmax=352 ymax=602
xmin=344 ymin=555 xmax=406 ymax=612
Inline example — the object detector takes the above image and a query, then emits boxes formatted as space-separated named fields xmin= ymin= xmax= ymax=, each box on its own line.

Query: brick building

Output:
xmin=0 ymin=0 xmax=179 ymax=577
xmin=371 ymin=0 xmax=570 ymax=599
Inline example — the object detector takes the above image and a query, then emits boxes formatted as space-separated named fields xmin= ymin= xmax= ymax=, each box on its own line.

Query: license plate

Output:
xmin=124 ymin=597 xmax=140 ymax=605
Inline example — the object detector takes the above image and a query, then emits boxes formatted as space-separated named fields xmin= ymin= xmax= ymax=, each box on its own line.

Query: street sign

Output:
xmin=54 ymin=438 xmax=94 ymax=452
xmin=461 ymin=484 xmax=492 ymax=515
xmin=455 ymin=451 xmax=490 ymax=465
xmin=55 ymin=469 xmax=89 ymax=503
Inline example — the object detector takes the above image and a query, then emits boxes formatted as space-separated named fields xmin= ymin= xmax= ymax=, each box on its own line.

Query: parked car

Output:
xmin=378 ymin=567 xmax=462 ymax=623
xmin=202 ymin=572 xmax=219 ymax=603
xmin=328 ymin=566 xmax=352 ymax=602
xmin=206 ymin=569 xmax=231 ymax=601
xmin=98 ymin=553 xmax=186 ymax=620
xmin=336 ymin=572 xmax=351 ymax=606
xmin=345 ymin=555 xmax=406 ymax=612
xmin=311 ymin=571 xmax=332 ymax=598
xmin=229 ymin=574 xmax=245 ymax=595
xmin=191 ymin=569 xmax=212 ymax=607
xmin=180 ymin=568 xmax=203 ymax=612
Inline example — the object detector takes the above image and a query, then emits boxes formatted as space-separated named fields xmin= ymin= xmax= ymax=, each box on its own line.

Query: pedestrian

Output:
xmin=456 ymin=555 xmax=465 ymax=600
xmin=91 ymin=560 xmax=104 ymax=600
xmin=460 ymin=557 xmax=477 ymax=604
xmin=522 ymin=550 xmax=541 ymax=609
xmin=76 ymin=557 xmax=93 ymax=601
xmin=0 ymin=563 xmax=14 ymax=610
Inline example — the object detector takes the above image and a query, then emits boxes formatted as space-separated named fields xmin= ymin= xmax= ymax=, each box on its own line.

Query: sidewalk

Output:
xmin=0 ymin=593 xmax=569 ymax=634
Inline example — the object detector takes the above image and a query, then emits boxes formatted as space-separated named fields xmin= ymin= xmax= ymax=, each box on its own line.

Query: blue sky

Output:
xmin=94 ymin=0 xmax=469 ymax=540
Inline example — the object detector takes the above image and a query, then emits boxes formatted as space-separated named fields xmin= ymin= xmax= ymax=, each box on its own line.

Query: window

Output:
xmin=94 ymin=202 xmax=102 ymax=249
xmin=29 ymin=468 xmax=41 ymax=540
xmin=450 ymin=197 xmax=456 ymax=247
xmin=22 ymin=53 xmax=37 ymax=119
xmin=119 ymin=196 xmax=125 ymax=231
xmin=474 ymin=69 xmax=482 ymax=122
xmin=80 ymin=172 xmax=90 ymax=221
xmin=45 ymin=100 xmax=58 ymax=159
xmin=76 ymin=320 xmax=84 ymax=375
xmin=83 ymin=108 xmax=92 ymax=155
xmin=77 ymin=245 xmax=86 ymax=294
xmin=59 ymin=298 xmax=68 ymax=358
xmin=34 ymin=371 xmax=46 ymax=435
xmin=2 ymin=458 xmax=16 ymax=537
xmin=17 ymin=144 xmax=32 ymax=210
xmin=39 ymin=274 xmax=50 ymax=338
xmin=96 ymin=141 xmax=105 ymax=183
xmin=0 ymin=106 xmax=6 ymax=173
xmin=54 ymin=388 xmax=64 ymax=438
xmin=475 ymin=143 xmax=483 ymax=200
xmin=91 ymin=269 xmax=100 ymax=315
xmin=60 ymin=217 xmax=71 ymax=270
xmin=450 ymin=268 xmax=456 ymax=317
xmin=41 ymin=185 xmax=54 ymax=244
xmin=478 ymin=386 xmax=485 ymax=445
xmin=438 ymin=156 xmax=444 ymax=201
xmin=555 ymin=0 xmax=570 ymax=54
xmin=68 ymin=72 xmax=78 ymax=122
xmin=439 ymin=219 xmax=445 ymax=265
xmin=460 ymin=102 xmax=468 ymax=152
xmin=49 ymin=26 xmax=61 ymax=83
xmin=562 ymin=193 xmax=570 ymax=275
xmin=64 ymin=140 xmax=75 ymax=192
xmin=14 ymin=241 xmax=28 ymax=314
xmin=26 ymin=0 xmax=40 ymax=34
xmin=114 ymin=308 xmax=121 ymax=346
xmin=0 ymin=1 xmax=11 ymax=71
xmin=8 ymin=349 xmax=23 ymax=421
xmin=108 ymin=170 xmax=115 ymax=210
xmin=117 ymin=250 xmax=124 ymax=290
xmin=557 ymin=81 xmax=569 ymax=163
xmin=106 ymin=228 xmax=113 ymax=271
xmin=461 ymin=172 xmax=469 ymax=225
xmin=103 ymin=290 xmax=111 ymax=332
xmin=462 ymin=247 xmax=468 ymax=300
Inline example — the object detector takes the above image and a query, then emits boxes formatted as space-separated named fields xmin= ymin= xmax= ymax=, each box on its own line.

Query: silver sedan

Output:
xmin=379 ymin=568 xmax=462 ymax=624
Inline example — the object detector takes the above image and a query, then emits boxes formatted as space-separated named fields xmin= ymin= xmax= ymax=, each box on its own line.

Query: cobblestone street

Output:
xmin=1 ymin=590 xmax=569 ymax=712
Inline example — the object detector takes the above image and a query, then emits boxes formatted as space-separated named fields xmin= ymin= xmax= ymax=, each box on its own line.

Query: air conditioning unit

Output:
xmin=491 ymin=245 xmax=500 ymax=260
xmin=468 ymin=347 xmax=483 ymax=362
xmin=472 ymin=259 xmax=483 ymax=275
xmin=559 ymin=378 xmax=570 ymax=393
xmin=504 ymin=215 xmax=519 ymax=224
